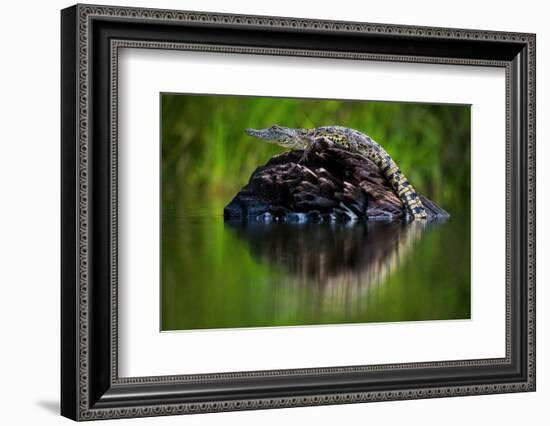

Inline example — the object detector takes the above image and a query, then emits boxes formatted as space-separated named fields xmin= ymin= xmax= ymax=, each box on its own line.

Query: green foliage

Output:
xmin=162 ymin=95 xmax=470 ymax=216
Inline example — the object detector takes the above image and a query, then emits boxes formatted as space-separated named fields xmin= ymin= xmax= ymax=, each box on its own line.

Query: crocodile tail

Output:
xmin=376 ymin=154 xmax=427 ymax=220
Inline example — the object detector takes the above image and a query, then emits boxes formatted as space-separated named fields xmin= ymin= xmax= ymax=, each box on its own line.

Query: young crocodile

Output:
xmin=245 ymin=125 xmax=427 ymax=220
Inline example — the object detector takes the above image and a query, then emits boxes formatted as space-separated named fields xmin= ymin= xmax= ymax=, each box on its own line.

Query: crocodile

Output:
xmin=245 ymin=125 xmax=427 ymax=220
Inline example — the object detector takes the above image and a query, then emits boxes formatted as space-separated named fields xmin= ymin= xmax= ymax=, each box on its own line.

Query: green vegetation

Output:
xmin=162 ymin=94 xmax=470 ymax=217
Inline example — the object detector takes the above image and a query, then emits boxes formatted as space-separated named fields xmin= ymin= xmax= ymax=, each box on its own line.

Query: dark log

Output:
xmin=224 ymin=139 xmax=449 ymax=223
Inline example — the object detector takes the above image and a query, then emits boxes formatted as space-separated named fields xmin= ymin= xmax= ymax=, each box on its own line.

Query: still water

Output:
xmin=161 ymin=206 xmax=470 ymax=331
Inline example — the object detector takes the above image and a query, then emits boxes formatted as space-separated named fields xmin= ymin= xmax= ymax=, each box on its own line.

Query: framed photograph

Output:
xmin=61 ymin=4 xmax=536 ymax=421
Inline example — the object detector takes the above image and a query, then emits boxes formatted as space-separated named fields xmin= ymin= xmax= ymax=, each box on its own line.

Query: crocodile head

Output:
xmin=245 ymin=125 xmax=306 ymax=149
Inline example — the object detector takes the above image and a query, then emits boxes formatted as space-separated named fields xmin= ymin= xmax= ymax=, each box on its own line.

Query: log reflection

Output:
xmin=225 ymin=220 xmax=435 ymax=306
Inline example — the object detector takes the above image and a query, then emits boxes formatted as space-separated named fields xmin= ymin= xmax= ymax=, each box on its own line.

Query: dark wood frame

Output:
xmin=61 ymin=3 xmax=536 ymax=421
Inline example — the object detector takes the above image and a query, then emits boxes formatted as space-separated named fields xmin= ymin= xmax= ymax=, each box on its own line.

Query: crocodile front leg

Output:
xmin=297 ymin=135 xmax=325 ymax=164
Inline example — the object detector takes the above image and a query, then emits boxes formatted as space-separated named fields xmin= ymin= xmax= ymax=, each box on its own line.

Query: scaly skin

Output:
xmin=245 ymin=125 xmax=427 ymax=220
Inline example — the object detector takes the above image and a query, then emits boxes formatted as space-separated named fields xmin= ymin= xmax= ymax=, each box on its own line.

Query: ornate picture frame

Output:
xmin=61 ymin=4 xmax=535 ymax=421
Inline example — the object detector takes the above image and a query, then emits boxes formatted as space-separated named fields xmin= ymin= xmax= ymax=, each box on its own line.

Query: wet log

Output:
xmin=224 ymin=139 xmax=449 ymax=223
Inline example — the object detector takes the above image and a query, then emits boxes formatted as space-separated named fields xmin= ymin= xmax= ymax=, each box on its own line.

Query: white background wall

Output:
xmin=0 ymin=0 xmax=546 ymax=424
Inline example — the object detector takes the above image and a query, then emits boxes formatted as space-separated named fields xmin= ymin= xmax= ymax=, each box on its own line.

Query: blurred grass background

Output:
xmin=162 ymin=94 xmax=470 ymax=217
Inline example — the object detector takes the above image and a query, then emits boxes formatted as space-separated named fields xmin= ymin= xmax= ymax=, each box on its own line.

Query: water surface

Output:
xmin=161 ymin=204 xmax=470 ymax=331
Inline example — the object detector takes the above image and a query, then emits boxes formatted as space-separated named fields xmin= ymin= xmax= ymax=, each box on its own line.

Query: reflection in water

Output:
xmin=162 ymin=211 xmax=468 ymax=330
xmin=225 ymin=220 xmax=431 ymax=313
